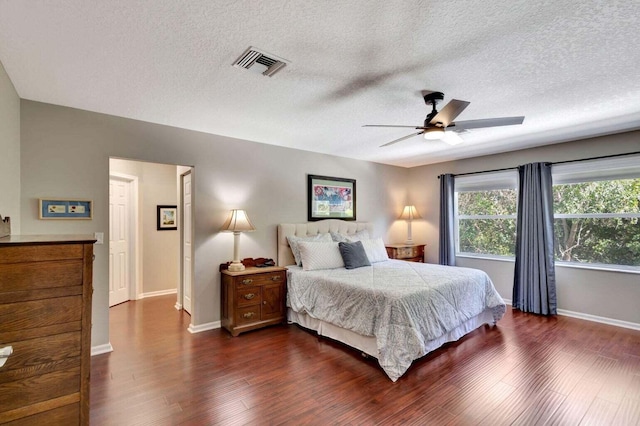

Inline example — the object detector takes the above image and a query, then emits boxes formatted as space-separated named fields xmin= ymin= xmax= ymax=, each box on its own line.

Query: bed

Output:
xmin=277 ymin=220 xmax=506 ymax=381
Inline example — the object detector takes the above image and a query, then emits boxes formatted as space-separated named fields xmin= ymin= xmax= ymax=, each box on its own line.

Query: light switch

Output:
xmin=94 ymin=232 xmax=104 ymax=244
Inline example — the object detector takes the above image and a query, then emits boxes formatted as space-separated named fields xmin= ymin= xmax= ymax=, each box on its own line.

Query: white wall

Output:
xmin=110 ymin=158 xmax=180 ymax=295
xmin=0 ymin=60 xmax=20 ymax=233
xmin=20 ymin=100 xmax=410 ymax=347
xmin=408 ymin=132 xmax=640 ymax=325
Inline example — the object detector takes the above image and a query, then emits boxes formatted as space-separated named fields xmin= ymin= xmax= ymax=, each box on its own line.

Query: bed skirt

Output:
xmin=288 ymin=307 xmax=496 ymax=372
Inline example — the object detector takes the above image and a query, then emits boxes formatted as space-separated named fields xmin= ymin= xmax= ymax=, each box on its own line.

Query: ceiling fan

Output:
xmin=364 ymin=91 xmax=524 ymax=147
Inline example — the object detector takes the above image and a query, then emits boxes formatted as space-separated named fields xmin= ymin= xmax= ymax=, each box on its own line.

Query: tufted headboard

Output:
xmin=277 ymin=219 xmax=374 ymax=266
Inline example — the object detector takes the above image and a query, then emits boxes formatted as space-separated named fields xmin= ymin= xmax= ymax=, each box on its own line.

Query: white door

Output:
xmin=182 ymin=171 xmax=193 ymax=314
xmin=109 ymin=178 xmax=131 ymax=307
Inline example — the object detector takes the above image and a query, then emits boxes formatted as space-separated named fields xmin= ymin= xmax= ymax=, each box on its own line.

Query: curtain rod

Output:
xmin=438 ymin=150 xmax=640 ymax=179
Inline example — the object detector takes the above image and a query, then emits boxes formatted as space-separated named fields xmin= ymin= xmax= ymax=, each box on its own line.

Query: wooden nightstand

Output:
xmin=220 ymin=265 xmax=287 ymax=336
xmin=385 ymin=244 xmax=425 ymax=262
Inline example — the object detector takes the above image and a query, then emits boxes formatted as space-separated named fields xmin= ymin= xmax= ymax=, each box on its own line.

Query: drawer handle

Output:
xmin=241 ymin=279 xmax=253 ymax=285
xmin=244 ymin=293 xmax=256 ymax=300
xmin=0 ymin=346 xmax=13 ymax=368
xmin=242 ymin=312 xmax=256 ymax=319
xmin=271 ymin=276 xmax=281 ymax=281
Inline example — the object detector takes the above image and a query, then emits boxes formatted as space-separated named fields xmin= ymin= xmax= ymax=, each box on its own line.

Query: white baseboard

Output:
xmin=174 ymin=302 xmax=182 ymax=311
xmin=188 ymin=321 xmax=221 ymax=334
xmin=91 ymin=343 xmax=114 ymax=356
xmin=503 ymin=299 xmax=640 ymax=331
xmin=138 ymin=288 xmax=177 ymax=299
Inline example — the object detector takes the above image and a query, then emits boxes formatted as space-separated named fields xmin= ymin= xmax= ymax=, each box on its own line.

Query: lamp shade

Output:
xmin=399 ymin=205 xmax=421 ymax=221
xmin=221 ymin=209 xmax=255 ymax=233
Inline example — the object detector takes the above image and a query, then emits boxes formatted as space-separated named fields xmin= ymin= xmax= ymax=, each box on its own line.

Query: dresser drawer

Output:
xmin=0 ymin=296 xmax=82 ymax=334
xmin=0 ymin=331 xmax=81 ymax=385
xmin=0 ymin=244 xmax=84 ymax=265
xmin=0 ymin=260 xmax=84 ymax=293
xmin=237 ymin=286 xmax=262 ymax=307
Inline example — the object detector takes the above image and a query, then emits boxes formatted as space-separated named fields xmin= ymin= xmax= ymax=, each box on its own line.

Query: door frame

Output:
xmin=178 ymin=168 xmax=194 ymax=315
xmin=109 ymin=172 xmax=141 ymax=301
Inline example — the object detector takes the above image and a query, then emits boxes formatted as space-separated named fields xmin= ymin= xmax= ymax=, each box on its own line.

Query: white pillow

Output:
xmin=287 ymin=233 xmax=332 ymax=266
xmin=330 ymin=229 xmax=370 ymax=243
xmin=298 ymin=241 xmax=345 ymax=271
xmin=360 ymin=238 xmax=389 ymax=263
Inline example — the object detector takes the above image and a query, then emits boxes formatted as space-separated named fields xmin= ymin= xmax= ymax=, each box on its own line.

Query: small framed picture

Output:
xmin=157 ymin=205 xmax=177 ymax=231
xmin=307 ymin=174 xmax=356 ymax=221
xmin=39 ymin=198 xmax=93 ymax=220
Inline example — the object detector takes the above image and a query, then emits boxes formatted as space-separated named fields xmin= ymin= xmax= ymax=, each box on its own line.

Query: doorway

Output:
xmin=108 ymin=159 xmax=194 ymax=328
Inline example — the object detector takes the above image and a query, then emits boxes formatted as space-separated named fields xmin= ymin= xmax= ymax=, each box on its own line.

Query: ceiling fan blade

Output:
xmin=450 ymin=116 xmax=524 ymax=131
xmin=363 ymin=124 xmax=425 ymax=129
xmin=379 ymin=131 xmax=424 ymax=147
xmin=442 ymin=131 xmax=464 ymax=146
xmin=429 ymin=99 xmax=470 ymax=127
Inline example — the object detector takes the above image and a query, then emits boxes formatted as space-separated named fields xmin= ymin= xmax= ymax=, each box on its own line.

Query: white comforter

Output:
xmin=287 ymin=260 xmax=506 ymax=381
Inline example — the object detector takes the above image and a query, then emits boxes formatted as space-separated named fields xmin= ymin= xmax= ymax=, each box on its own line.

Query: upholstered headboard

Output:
xmin=277 ymin=219 xmax=374 ymax=266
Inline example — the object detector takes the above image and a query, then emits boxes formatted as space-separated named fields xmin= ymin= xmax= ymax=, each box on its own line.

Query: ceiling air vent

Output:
xmin=233 ymin=46 xmax=289 ymax=77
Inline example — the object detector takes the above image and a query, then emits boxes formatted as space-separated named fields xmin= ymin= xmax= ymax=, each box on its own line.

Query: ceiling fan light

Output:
xmin=423 ymin=127 xmax=445 ymax=140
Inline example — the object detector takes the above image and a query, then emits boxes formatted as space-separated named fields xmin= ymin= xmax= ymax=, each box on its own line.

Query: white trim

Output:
xmin=174 ymin=302 xmax=183 ymax=311
xmin=138 ymin=288 xmax=178 ymax=299
xmin=91 ymin=343 xmax=114 ymax=356
xmin=188 ymin=321 xmax=221 ymax=334
xmin=502 ymin=299 xmax=640 ymax=331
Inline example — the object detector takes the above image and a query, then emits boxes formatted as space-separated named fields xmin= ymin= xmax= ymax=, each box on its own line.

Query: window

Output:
xmin=552 ymin=155 xmax=640 ymax=269
xmin=453 ymin=155 xmax=640 ymax=270
xmin=455 ymin=171 xmax=518 ymax=258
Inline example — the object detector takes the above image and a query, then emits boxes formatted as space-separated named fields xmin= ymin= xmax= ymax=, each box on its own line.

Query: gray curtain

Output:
xmin=513 ymin=162 xmax=557 ymax=315
xmin=439 ymin=174 xmax=456 ymax=266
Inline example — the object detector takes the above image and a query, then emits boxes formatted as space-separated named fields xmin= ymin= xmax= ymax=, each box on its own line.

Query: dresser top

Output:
xmin=0 ymin=234 xmax=97 ymax=246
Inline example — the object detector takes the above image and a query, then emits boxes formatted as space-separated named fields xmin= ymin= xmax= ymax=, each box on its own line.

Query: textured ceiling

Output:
xmin=1 ymin=1 xmax=639 ymax=167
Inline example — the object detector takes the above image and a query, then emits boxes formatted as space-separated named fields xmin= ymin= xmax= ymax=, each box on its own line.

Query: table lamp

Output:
xmin=399 ymin=205 xmax=421 ymax=245
xmin=221 ymin=209 xmax=255 ymax=271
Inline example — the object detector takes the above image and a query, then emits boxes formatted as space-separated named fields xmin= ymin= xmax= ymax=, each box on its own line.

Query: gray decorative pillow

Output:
xmin=338 ymin=241 xmax=371 ymax=269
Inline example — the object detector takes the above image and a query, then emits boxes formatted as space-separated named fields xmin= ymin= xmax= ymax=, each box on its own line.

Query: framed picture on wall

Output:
xmin=39 ymin=198 xmax=93 ymax=220
xmin=157 ymin=205 xmax=177 ymax=230
xmin=307 ymin=174 xmax=356 ymax=221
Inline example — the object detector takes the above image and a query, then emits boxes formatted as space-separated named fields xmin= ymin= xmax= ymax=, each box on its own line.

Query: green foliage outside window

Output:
xmin=553 ymin=179 xmax=640 ymax=266
xmin=456 ymin=178 xmax=640 ymax=267
xmin=457 ymin=189 xmax=517 ymax=257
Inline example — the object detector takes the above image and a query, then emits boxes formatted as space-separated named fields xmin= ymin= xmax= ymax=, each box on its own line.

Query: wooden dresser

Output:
xmin=221 ymin=265 xmax=287 ymax=336
xmin=385 ymin=244 xmax=425 ymax=262
xmin=0 ymin=235 xmax=95 ymax=425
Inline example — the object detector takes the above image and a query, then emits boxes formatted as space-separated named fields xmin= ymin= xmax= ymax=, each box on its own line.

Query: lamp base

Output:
xmin=228 ymin=261 xmax=245 ymax=272
xmin=404 ymin=239 xmax=414 ymax=245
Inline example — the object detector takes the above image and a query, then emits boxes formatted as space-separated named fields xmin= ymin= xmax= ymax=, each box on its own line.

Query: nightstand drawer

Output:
xmin=235 ymin=306 xmax=261 ymax=325
xmin=398 ymin=247 xmax=418 ymax=258
xmin=237 ymin=271 xmax=285 ymax=286
xmin=237 ymin=287 xmax=261 ymax=307
xmin=385 ymin=244 xmax=425 ymax=262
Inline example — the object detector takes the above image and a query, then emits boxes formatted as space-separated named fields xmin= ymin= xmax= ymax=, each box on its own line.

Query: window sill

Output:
xmin=456 ymin=254 xmax=640 ymax=274
xmin=555 ymin=262 xmax=640 ymax=275
xmin=456 ymin=253 xmax=515 ymax=263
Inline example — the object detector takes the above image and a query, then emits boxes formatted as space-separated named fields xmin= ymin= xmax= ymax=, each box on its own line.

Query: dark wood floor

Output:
xmin=90 ymin=295 xmax=640 ymax=425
